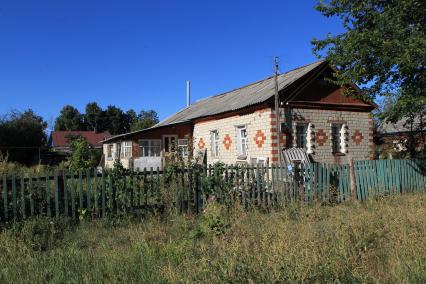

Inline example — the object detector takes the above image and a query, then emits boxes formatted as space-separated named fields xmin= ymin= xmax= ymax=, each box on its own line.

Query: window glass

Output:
xmin=107 ymin=144 xmax=113 ymax=158
xmin=236 ymin=126 xmax=247 ymax=157
xmin=331 ymin=124 xmax=342 ymax=153
xmin=296 ymin=124 xmax=307 ymax=148
xmin=151 ymin=140 xmax=161 ymax=157
xmin=116 ymin=143 xmax=121 ymax=159
xmin=121 ymin=141 xmax=132 ymax=158
xmin=211 ymin=131 xmax=219 ymax=157
xmin=178 ymin=139 xmax=189 ymax=157
xmin=139 ymin=140 xmax=161 ymax=157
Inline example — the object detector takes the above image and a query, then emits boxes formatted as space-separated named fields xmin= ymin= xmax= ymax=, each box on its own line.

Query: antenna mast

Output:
xmin=274 ymin=57 xmax=282 ymax=165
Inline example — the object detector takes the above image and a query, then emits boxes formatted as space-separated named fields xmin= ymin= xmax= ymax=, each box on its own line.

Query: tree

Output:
xmin=67 ymin=136 xmax=98 ymax=171
xmin=312 ymin=0 xmax=426 ymax=122
xmin=84 ymin=102 xmax=103 ymax=132
xmin=0 ymin=109 xmax=47 ymax=164
xmin=130 ymin=110 xmax=159 ymax=131
xmin=55 ymin=103 xmax=160 ymax=135
xmin=55 ymin=105 xmax=86 ymax=131
xmin=126 ymin=109 xmax=138 ymax=131
xmin=103 ymin=105 xmax=129 ymax=135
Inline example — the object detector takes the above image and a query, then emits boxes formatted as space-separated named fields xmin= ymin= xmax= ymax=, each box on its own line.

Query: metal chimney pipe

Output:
xmin=186 ymin=80 xmax=191 ymax=107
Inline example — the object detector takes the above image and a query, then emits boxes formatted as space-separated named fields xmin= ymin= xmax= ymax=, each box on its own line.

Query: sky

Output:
xmin=0 ymin=0 xmax=344 ymax=129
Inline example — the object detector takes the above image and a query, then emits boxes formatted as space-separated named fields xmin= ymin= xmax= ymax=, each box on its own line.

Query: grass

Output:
xmin=0 ymin=194 xmax=425 ymax=283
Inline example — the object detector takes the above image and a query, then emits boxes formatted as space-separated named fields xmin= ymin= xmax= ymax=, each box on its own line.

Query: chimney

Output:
xmin=186 ymin=80 xmax=191 ymax=107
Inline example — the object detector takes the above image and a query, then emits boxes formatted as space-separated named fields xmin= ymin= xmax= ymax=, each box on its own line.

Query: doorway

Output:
xmin=162 ymin=135 xmax=178 ymax=153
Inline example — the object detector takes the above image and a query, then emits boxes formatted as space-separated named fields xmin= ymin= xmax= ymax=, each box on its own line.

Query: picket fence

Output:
xmin=0 ymin=159 xmax=425 ymax=221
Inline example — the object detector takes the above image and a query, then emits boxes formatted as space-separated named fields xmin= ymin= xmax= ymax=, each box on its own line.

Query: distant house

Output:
xmin=49 ymin=131 xmax=111 ymax=153
xmin=376 ymin=116 xmax=426 ymax=158
xmin=102 ymin=60 xmax=375 ymax=170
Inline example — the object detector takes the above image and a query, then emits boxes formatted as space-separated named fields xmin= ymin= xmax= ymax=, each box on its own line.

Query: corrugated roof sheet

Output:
xmin=155 ymin=60 xmax=326 ymax=127
xmin=379 ymin=117 xmax=425 ymax=134
xmin=103 ymin=60 xmax=326 ymax=143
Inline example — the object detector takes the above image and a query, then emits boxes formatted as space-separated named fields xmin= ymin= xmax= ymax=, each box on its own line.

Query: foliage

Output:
xmin=0 ymin=194 xmax=425 ymax=283
xmin=54 ymin=102 xmax=159 ymax=135
xmin=312 ymin=0 xmax=426 ymax=121
xmin=84 ymin=102 xmax=103 ymax=132
xmin=0 ymin=109 xmax=47 ymax=164
xmin=0 ymin=153 xmax=67 ymax=176
xmin=54 ymin=105 xmax=85 ymax=131
xmin=190 ymin=202 xmax=230 ymax=239
xmin=376 ymin=96 xmax=426 ymax=157
xmin=67 ymin=136 xmax=98 ymax=171
xmin=107 ymin=159 xmax=133 ymax=215
xmin=129 ymin=110 xmax=159 ymax=131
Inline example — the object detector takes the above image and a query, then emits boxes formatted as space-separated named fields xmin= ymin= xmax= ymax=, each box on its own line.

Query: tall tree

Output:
xmin=130 ymin=110 xmax=159 ymax=131
xmin=85 ymin=102 xmax=103 ymax=132
xmin=126 ymin=109 xmax=138 ymax=131
xmin=103 ymin=105 xmax=129 ymax=135
xmin=312 ymin=0 xmax=426 ymax=122
xmin=55 ymin=105 xmax=85 ymax=131
xmin=0 ymin=109 xmax=47 ymax=164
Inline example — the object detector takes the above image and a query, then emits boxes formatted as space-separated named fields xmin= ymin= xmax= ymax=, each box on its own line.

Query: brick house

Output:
xmin=102 ymin=60 xmax=375 ymax=170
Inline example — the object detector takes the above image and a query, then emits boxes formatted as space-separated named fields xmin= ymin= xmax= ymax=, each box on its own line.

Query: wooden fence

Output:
xmin=0 ymin=159 xmax=425 ymax=221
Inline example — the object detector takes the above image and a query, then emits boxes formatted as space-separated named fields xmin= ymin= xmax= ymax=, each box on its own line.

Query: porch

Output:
xmin=102 ymin=123 xmax=192 ymax=171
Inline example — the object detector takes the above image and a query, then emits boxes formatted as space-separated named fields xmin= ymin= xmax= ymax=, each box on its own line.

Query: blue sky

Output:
xmin=0 ymin=0 xmax=344 ymax=128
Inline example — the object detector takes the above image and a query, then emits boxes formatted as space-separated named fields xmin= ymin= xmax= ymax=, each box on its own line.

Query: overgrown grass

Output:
xmin=0 ymin=194 xmax=425 ymax=283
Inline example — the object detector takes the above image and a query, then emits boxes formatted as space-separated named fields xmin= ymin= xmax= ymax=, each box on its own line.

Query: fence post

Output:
xmin=348 ymin=156 xmax=357 ymax=201
xmin=3 ymin=176 xmax=8 ymax=220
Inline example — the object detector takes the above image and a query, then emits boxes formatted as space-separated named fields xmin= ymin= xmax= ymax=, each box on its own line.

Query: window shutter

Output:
xmin=306 ymin=123 xmax=315 ymax=154
xmin=339 ymin=124 xmax=349 ymax=153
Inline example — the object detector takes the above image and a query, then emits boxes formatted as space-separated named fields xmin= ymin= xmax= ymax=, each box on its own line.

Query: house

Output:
xmin=102 ymin=60 xmax=375 ymax=170
xmin=49 ymin=131 xmax=111 ymax=153
xmin=376 ymin=116 xmax=426 ymax=158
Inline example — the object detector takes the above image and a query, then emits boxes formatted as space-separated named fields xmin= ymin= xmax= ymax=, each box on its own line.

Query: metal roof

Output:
xmin=378 ymin=116 xmax=425 ymax=134
xmin=155 ymin=60 xmax=326 ymax=127
xmin=103 ymin=60 xmax=326 ymax=143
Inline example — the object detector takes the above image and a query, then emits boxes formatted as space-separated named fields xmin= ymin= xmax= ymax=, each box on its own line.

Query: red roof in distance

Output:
xmin=50 ymin=131 xmax=111 ymax=148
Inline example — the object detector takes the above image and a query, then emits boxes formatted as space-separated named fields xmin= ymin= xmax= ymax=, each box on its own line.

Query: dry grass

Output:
xmin=0 ymin=194 xmax=425 ymax=283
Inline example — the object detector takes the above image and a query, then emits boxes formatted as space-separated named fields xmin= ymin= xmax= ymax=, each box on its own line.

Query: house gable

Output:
xmin=284 ymin=67 xmax=375 ymax=111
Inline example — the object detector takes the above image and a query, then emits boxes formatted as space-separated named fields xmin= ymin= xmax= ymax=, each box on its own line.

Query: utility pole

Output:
xmin=274 ymin=57 xmax=282 ymax=165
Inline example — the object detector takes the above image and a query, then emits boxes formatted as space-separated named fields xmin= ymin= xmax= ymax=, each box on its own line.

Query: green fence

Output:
xmin=0 ymin=159 xmax=425 ymax=221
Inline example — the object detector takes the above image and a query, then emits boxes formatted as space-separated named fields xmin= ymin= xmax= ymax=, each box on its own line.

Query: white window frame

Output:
xmin=236 ymin=126 xmax=248 ymax=158
xmin=295 ymin=123 xmax=308 ymax=149
xmin=178 ymin=139 xmax=189 ymax=158
xmin=210 ymin=130 xmax=219 ymax=157
xmin=139 ymin=139 xmax=161 ymax=157
xmin=331 ymin=123 xmax=342 ymax=153
xmin=121 ymin=141 xmax=132 ymax=158
xmin=115 ymin=143 xmax=121 ymax=159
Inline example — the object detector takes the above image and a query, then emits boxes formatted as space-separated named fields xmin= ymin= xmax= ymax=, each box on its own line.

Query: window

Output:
xmin=331 ymin=124 xmax=342 ymax=153
xmin=163 ymin=136 xmax=176 ymax=153
xmin=295 ymin=123 xmax=307 ymax=148
xmin=115 ymin=143 xmax=121 ymax=159
xmin=210 ymin=130 xmax=219 ymax=157
xmin=139 ymin=140 xmax=161 ymax=157
xmin=236 ymin=126 xmax=248 ymax=158
xmin=121 ymin=141 xmax=132 ymax=158
xmin=106 ymin=144 xmax=113 ymax=158
xmin=178 ymin=139 xmax=189 ymax=157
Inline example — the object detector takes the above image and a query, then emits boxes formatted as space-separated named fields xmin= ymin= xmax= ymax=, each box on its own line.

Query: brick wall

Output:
xmin=280 ymin=108 xmax=373 ymax=164
xmin=193 ymin=108 xmax=273 ymax=164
